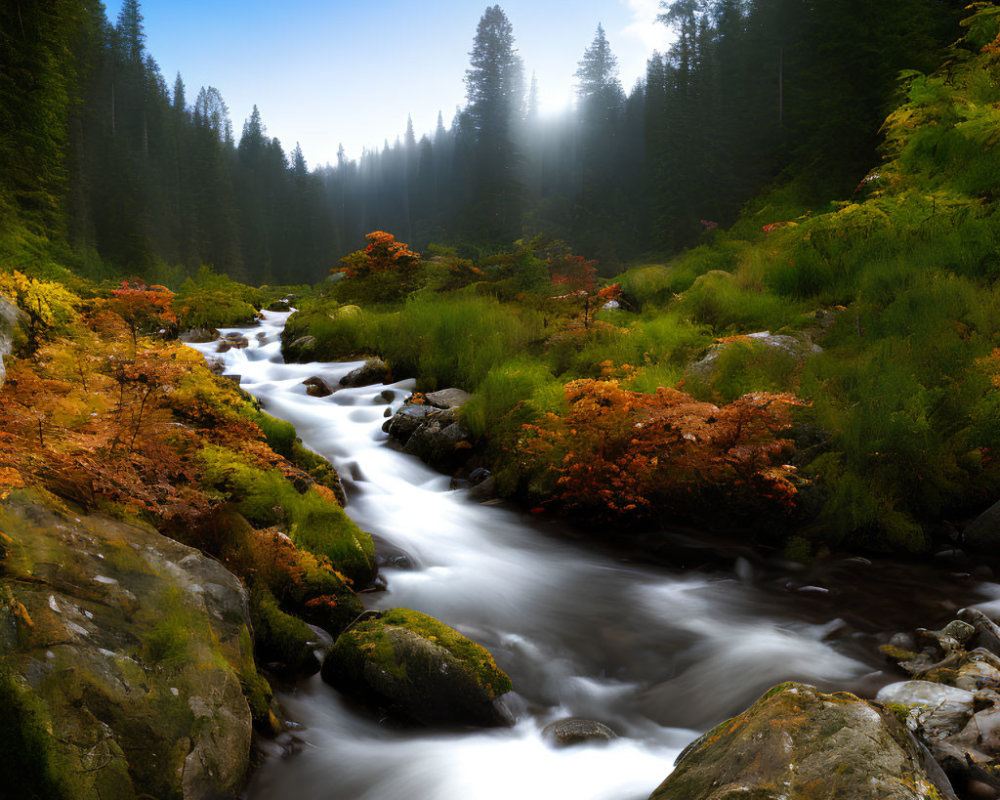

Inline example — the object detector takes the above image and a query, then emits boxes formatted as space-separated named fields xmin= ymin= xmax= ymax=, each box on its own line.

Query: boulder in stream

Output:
xmin=178 ymin=327 xmax=219 ymax=343
xmin=648 ymin=682 xmax=956 ymax=800
xmin=340 ymin=357 xmax=390 ymax=388
xmin=321 ymin=608 xmax=513 ymax=728
xmin=302 ymin=376 xmax=333 ymax=397
xmin=383 ymin=400 xmax=476 ymax=474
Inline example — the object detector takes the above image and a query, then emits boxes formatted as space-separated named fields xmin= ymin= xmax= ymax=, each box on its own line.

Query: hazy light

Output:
xmin=102 ymin=0 xmax=675 ymax=167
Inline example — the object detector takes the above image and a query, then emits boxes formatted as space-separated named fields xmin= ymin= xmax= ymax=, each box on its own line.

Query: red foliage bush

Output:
xmin=521 ymin=379 xmax=804 ymax=523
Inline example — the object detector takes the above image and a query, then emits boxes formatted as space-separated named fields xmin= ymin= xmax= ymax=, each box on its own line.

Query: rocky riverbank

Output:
xmin=0 ymin=491 xmax=259 ymax=800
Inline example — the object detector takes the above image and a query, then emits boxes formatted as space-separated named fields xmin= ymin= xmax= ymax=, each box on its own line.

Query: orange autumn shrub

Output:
xmin=520 ymin=378 xmax=804 ymax=524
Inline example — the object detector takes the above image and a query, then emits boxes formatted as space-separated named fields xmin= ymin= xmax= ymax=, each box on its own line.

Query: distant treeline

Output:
xmin=1 ymin=0 xmax=967 ymax=284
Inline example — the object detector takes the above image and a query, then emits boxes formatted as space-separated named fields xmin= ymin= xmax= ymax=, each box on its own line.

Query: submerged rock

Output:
xmin=0 ymin=491 xmax=259 ymax=800
xmin=321 ymin=608 xmax=513 ymax=728
xmin=542 ymin=718 xmax=617 ymax=748
xmin=648 ymin=682 xmax=956 ymax=800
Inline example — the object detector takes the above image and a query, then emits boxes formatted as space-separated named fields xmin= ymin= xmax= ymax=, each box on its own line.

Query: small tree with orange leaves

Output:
xmin=333 ymin=232 xmax=422 ymax=303
xmin=107 ymin=279 xmax=178 ymax=350
xmin=548 ymin=253 xmax=621 ymax=329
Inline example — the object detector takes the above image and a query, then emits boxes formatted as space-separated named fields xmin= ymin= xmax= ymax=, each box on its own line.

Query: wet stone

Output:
xmin=541 ymin=718 xmax=617 ymax=748
xmin=303 ymin=376 xmax=332 ymax=397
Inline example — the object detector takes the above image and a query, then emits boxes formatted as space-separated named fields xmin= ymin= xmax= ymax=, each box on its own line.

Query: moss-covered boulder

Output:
xmin=648 ymin=682 xmax=956 ymax=800
xmin=321 ymin=608 xmax=513 ymax=727
xmin=0 ymin=491 xmax=262 ymax=800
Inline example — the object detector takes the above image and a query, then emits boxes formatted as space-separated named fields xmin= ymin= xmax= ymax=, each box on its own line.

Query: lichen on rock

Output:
xmin=648 ymin=681 xmax=956 ymax=800
xmin=0 ymin=491 xmax=260 ymax=800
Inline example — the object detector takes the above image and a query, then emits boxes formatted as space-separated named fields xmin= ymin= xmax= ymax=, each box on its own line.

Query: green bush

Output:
xmin=174 ymin=266 xmax=264 ymax=330
xmin=686 ymin=339 xmax=803 ymax=404
xmin=676 ymin=270 xmax=802 ymax=332
xmin=197 ymin=445 xmax=376 ymax=584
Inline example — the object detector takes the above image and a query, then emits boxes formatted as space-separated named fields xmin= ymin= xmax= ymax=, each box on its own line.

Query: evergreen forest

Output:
xmin=1 ymin=0 xmax=971 ymax=282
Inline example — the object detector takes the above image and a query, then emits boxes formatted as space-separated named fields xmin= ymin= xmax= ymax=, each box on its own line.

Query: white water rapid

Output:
xmin=187 ymin=311 xmax=893 ymax=800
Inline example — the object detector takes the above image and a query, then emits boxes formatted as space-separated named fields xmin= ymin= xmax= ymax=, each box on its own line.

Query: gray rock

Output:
xmin=650 ymin=682 xmax=956 ymax=800
xmin=403 ymin=418 xmax=473 ymax=473
xmin=340 ymin=357 xmax=390 ymax=388
xmin=959 ymin=608 xmax=1000 ymax=658
xmin=383 ymin=402 xmax=434 ymax=442
xmin=965 ymin=499 xmax=1000 ymax=552
xmin=384 ymin=401 xmax=475 ymax=472
xmin=542 ymin=718 xmax=617 ymax=748
xmin=424 ymin=388 xmax=473 ymax=409
xmin=0 ymin=295 xmax=26 ymax=388
xmin=876 ymin=680 xmax=975 ymax=740
xmin=0 ymin=493 xmax=256 ymax=800
xmin=945 ymin=707 xmax=1000 ymax=762
xmin=686 ymin=330 xmax=822 ymax=383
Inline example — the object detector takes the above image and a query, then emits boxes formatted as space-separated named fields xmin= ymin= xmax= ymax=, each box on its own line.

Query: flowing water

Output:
xmin=188 ymin=311 xmax=995 ymax=800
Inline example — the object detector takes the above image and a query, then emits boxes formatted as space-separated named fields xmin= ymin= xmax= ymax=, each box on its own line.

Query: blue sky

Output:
xmin=104 ymin=1 xmax=673 ymax=167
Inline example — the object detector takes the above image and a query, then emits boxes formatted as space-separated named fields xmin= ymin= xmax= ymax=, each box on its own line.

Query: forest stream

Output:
xmin=187 ymin=311 xmax=998 ymax=800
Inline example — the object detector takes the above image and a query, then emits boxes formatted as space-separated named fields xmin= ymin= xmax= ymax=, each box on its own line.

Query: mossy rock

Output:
xmin=649 ymin=682 xmax=956 ymax=800
xmin=0 ymin=491 xmax=258 ymax=800
xmin=249 ymin=585 xmax=320 ymax=677
xmin=321 ymin=608 xmax=513 ymax=727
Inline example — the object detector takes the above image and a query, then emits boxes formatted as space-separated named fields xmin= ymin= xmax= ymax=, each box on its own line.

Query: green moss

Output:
xmin=354 ymin=609 xmax=511 ymax=698
xmin=290 ymin=440 xmax=347 ymax=505
xmin=173 ymin=267 xmax=265 ymax=330
xmin=143 ymin=618 xmax=192 ymax=671
xmin=249 ymin=586 xmax=317 ymax=673
xmin=196 ymin=445 xmax=375 ymax=584
xmin=250 ymin=410 xmax=297 ymax=459
xmin=0 ymin=669 xmax=73 ymax=800
xmin=883 ymin=702 xmax=912 ymax=725
xmin=100 ymin=540 xmax=153 ymax=577
xmin=236 ymin=634 xmax=273 ymax=726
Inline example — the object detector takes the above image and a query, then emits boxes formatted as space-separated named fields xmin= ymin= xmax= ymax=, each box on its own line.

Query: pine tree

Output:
xmin=463 ymin=5 xmax=525 ymax=243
